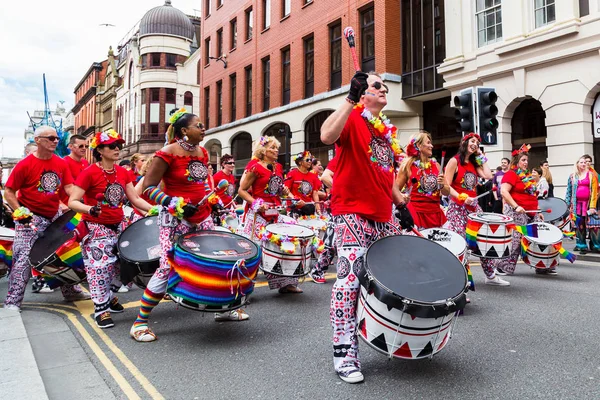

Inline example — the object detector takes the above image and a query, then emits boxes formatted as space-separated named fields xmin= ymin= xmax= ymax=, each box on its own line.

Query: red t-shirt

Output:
xmin=502 ymin=169 xmax=538 ymax=214
xmin=326 ymin=156 xmax=338 ymax=173
xmin=6 ymin=154 xmax=74 ymax=219
xmin=330 ymin=108 xmax=395 ymax=222
xmin=285 ymin=168 xmax=321 ymax=202
xmin=408 ymin=161 xmax=442 ymax=205
xmin=213 ymin=170 xmax=236 ymax=206
xmin=128 ymin=169 xmax=142 ymax=185
xmin=75 ymin=164 xmax=131 ymax=224
xmin=248 ymin=162 xmax=284 ymax=205
xmin=61 ymin=156 xmax=90 ymax=204
xmin=155 ymin=149 xmax=212 ymax=224
xmin=450 ymin=155 xmax=478 ymax=198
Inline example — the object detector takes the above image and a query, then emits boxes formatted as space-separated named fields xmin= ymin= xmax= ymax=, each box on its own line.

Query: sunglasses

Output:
xmin=39 ymin=136 xmax=59 ymax=142
xmin=76 ymin=144 xmax=90 ymax=149
xmin=224 ymin=161 xmax=236 ymax=165
xmin=371 ymin=81 xmax=389 ymax=93
xmin=106 ymin=143 xmax=122 ymax=150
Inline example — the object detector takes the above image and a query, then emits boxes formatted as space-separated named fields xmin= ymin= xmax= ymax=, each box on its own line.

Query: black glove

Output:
xmin=395 ymin=205 xmax=414 ymax=231
xmin=211 ymin=203 xmax=224 ymax=214
xmin=347 ymin=72 xmax=369 ymax=103
xmin=89 ymin=205 xmax=101 ymax=218
xmin=182 ymin=203 xmax=199 ymax=219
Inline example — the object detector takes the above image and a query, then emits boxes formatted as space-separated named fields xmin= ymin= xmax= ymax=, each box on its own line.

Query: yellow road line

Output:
xmin=75 ymin=301 xmax=165 ymax=400
xmin=30 ymin=305 xmax=141 ymax=400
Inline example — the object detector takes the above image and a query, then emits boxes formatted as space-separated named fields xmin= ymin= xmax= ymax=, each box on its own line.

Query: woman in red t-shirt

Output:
xmin=285 ymin=150 xmax=321 ymax=217
xmin=238 ymin=136 xmax=302 ymax=293
xmin=496 ymin=145 xmax=544 ymax=275
xmin=69 ymin=130 xmax=153 ymax=329
xmin=443 ymin=133 xmax=506 ymax=287
xmin=396 ymin=132 xmax=449 ymax=229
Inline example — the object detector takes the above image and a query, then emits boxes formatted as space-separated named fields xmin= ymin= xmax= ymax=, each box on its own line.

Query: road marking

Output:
xmin=74 ymin=301 xmax=165 ymax=400
xmin=28 ymin=304 xmax=141 ymax=400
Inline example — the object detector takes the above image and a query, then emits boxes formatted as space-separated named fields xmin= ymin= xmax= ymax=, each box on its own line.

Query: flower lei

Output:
xmin=258 ymin=226 xmax=324 ymax=255
xmin=513 ymin=167 xmax=538 ymax=196
xmin=355 ymin=103 xmax=404 ymax=173
xmin=167 ymin=197 xmax=189 ymax=219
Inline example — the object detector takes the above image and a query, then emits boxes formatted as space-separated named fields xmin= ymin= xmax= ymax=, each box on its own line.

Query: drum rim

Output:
xmin=117 ymin=215 xmax=161 ymax=262
xmin=523 ymin=222 xmax=563 ymax=244
xmin=265 ymin=223 xmax=315 ymax=238
xmin=364 ymin=235 xmax=468 ymax=305
xmin=539 ymin=197 xmax=569 ymax=220
xmin=175 ymin=229 xmax=261 ymax=261
xmin=468 ymin=212 xmax=513 ymax=223
xmin=419 ymin=227 xmax=467 ymax=252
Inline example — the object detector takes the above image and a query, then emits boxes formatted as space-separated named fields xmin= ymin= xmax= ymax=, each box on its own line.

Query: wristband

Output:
xmin=12 ymin=206 xmax=33 ymax=221
xmin=345 ymin=97 xmax=356 ymax=106
xmin=251 ymin=198 xmax=265 ymax=212
xmin=167 ymin=197 xmax=188 ymax=220
xmin=144 ymin=186 xmax=172 ymax=207
xmin=475 ymin=154 xmax=488 ymax=166
xmin=455 ymin=193 xmax=469 ymax=206
xmin=146 ymin=205 xmax=160 ymax=217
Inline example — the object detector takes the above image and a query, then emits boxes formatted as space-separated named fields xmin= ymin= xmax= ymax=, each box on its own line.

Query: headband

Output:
xmin=406 ymin=138 xmax=419 ymax=157
xmin=90 ymin=129 xmax=124 ymax=149
xmin=165 ymin=108 xmax=190 ymax=144
xmin=462 ymin=132 xmax=481 ymax=143
xmin=512 ymin=144 xmax=531 ymax=157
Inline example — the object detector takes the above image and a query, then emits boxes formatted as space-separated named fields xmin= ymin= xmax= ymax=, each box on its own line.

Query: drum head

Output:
xmin=0 ymin=227 xmax=14 ymax=241
xmin=365 ymin=235 xmax=467 ymax=304
xmin=118 ymin=216 xmax=161 ymax=262
xmin=265 ymin=223 xmax=314 ymax=238
xmin=420 ymin=228 xmax=466 ymax=255
xmin=30 ymin=211 xmax=77 ymax=267
xmin=525 ymin=222 xmax=562 ymax=245
xmin=177 ymin=230 xmax=259 ymax=262
xmin=538 ymin=197 xmax=568 ymax=222
xmin=297 ymin=219 xmax=326 ymax=230
xmin=468 ymin=212 xmax=513 ymax=223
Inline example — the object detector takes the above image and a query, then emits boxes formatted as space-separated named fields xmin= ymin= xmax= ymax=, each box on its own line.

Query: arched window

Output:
xmin=184 ymin=91 xmax=193 ymax=114
xmin=511 ymin=99 xmax=547 ymax=168
xmin=305 ymin=110 xmax=334 ymax=166
xmin=231 ymin=132 xmax=252 ymax=176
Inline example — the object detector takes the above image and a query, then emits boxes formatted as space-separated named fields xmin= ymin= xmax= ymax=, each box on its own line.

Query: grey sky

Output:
xmin=0 ymin=0 xmax=199 ymax=158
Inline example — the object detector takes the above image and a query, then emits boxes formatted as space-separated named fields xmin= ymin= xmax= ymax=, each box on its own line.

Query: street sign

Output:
xmin=593 ymin=97 xmax=600 ymax=138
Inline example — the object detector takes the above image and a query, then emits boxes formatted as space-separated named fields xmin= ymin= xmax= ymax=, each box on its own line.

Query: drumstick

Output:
xmin=196 ymin=179 xmax=229 ymax=206
xmin=472 ymin=190 xmax=492 ymax=201
xmin=411 ymin=227 xmax=424 ymax=238
xmin=440 ymin=150 xmax=446 ymax=171
xmin=343 ymin=27 xmax=361 ymax=72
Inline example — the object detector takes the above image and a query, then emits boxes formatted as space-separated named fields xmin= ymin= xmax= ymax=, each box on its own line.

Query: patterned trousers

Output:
xmin=4 ymin=213 xmax=81 ymax=307
xmin=496 ymin=206 xmax=542 ymax=274
xmin=330 ymin=213 xmax=402 ymax=374
xmin=445 ymin=202 xmax=496 ymax=279
xmin=81 ymin=222 xmax=120 ymax=316
xmin=311 ymin=220 xmax=336 ymax=279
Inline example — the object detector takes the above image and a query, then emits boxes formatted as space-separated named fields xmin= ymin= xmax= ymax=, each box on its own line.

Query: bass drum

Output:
xmin=357 ymin=235 xmax=467 ymax=360
xmin=538 ymin=197 xmax=569 ymax=230
xmin=118 ymin=216 xmax=160 ymax=289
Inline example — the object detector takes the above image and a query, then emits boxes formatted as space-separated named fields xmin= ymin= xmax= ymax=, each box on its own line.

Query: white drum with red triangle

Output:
xmin=467 ymin=213 xmax=514 ymax=259
xmin=260 ymin=223 xmax=314 ymax=277
xmin=521 ymin=222 xmax=562 ymax=269
xmin=420 ymin=228 xmax=468 ymax=266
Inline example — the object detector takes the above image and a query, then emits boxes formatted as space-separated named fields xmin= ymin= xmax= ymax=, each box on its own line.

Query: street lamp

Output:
xmin=208 ymin=54 xmax=228 ymax=68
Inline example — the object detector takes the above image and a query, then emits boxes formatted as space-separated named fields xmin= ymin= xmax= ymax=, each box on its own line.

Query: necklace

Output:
xmin=513 ymin=167 xmax=537 ymax=195
xmin=177 ymin=138 xmax=198 ymax=152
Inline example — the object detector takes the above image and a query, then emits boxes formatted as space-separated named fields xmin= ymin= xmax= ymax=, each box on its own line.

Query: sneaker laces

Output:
xmin=100 ymin=312 xmax=111 ymax=321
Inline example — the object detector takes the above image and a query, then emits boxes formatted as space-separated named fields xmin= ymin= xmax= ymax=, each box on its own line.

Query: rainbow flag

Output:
xmin=562 ymin=231 xmax=575 ymax=238
xmin=465 ymin=220 xmax=482 ymax=250
xmin=466 ymin=264 xmax=475 ymax=291
xmin=512 ymin=224 xmax=538 ymax=237
xmin=0 ymin=240 xmax=13 ymax=267
xmin=553 ymin=243 xmax=576 ymax=263
xmin=56 ymin=239 xmax=84 ymax=270
xmin=63 ymin=213 xmax=82 ymax=233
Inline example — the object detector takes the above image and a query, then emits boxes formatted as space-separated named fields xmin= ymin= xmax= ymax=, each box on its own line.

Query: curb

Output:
xmin=0 ymin=308 xmax=49 ymax=399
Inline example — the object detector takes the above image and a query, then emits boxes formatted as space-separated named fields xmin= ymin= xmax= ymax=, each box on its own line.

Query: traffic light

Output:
xmin=453 ymin=90 xmax=474 ymax=134
xmin=477 ymin=87 xmax=498 ymax=145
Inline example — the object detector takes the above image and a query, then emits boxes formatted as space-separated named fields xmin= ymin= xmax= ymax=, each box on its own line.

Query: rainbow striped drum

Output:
xmin=0 ymin=227 xmax=13 ymax=279
xmin=466 ymin=213 xmax=514 ymax=259
xmin=167 ymin=230 xmax=261 ymax=312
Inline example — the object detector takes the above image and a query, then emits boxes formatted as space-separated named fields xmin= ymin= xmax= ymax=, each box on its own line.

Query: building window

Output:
xmin=216 ymin=81 xmax=223 ymax=126
xmin=304 ymin=36 xmax=314 ymax=99
xmin=230 ymin=74 xmax=237 ymax=121
xmin=204 ymin=87 xmax=210 ymax=129
xmin=230 ymin=18 xmax=237 ymax=49
xmin=204 ymin=37 xmax=211 ymax=65
xmin=330 ymin=22 xmax=342 ymax=90
xmin=216 ymin=28 xmax=223 ymax=57
xmin=361 ymin=6 xmax=375 ymax=72
xmin=150 ymin=88 xmax=160 ymax=103
xmin=401 ymin=0 xmax=446 ymax=97
xmin=205 ymin=0 xmax=211 ymax=17
xmin=245 ymin=66 xmax=252 ymax=117
xmin=217 ymin=0 xmax=223 ymax=7
xmin=534 ymin=0 xmax=555 ymax=28
xmin=166 ymin=89 xmax=176 ymax=104
xmin=128 ymin=62 xmax=134 ymax=89
xmin=476 ymin=0 xmax=502 ymax=47
xmin=150 ymin=123 xmax=159 ymax=134
xmin=262 ymin=57 xmax=270 ymax=111
xmin=184 ymin=91 xmax=193 ymax=113
xmin=282 ymin=0 xmax=291 ymax=18
xmin=580 ymin=0 xmax=590 ymax=17
xmin=166 ymin=53 xmax=177 ymax=68
xmin=282 ymin=47 xmax=290 ymax=105
xmin=262 ymin=0 xmax=271 ymax=30
xmin=245 ymin=7 xmax=253 ymax=41
xmin=151 ymin=53 xmax=161 ymax=67
xmin=142 ymin=55 xmax=147 ymax=68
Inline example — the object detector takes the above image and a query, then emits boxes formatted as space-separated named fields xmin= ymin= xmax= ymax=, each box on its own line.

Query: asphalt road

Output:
xmin=3 ymin=259 xmax=600 ymax=400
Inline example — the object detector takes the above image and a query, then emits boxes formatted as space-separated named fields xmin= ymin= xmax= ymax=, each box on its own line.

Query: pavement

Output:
xmin=1 ymin=249 xmax=600 ymax=399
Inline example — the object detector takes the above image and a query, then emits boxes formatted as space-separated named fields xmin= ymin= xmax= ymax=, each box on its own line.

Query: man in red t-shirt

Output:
xmin=3 ymin=126 xmax=91 ymax=312
xmin=213 ymin=154 xmax=237 ymax=208
xmin=320 ymin=72 xmax=413 ymax=384
xmin=60 ymin=134 xmax=90 ymax=205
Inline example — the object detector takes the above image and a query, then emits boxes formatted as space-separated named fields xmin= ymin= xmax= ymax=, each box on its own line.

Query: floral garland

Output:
xmin=90 ymin=129 xmax=120 ymax=149
xmin=355 ymin=103 xmax=404 ymax=173
xmin=513 ymin=167 xmax=538 ymax=196
xmin=257 ymin=226 xmax=324 ymax=255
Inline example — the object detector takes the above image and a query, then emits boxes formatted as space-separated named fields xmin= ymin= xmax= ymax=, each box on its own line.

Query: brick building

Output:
xmin=96 ymin=46 xmax=120 ymax=134
xmin=73 ymin=61 xmax=108 ymax=139
xmin=200 ymin=0 xmax=452 ymax=175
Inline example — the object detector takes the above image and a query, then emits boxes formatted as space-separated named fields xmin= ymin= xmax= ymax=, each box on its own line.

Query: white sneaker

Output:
xmin=3 ymin=304 xmax=21 ymax=312
xmin=39 ymin=284 xmax=54 ymax=293
xmin=117 ymin=285 xmax=129 ymax=293
xmin=485 ymin=276 xmax=510 ymax=286
xmin=338 ymin=369 xmax=364 ymax=384
xmin=214 ymin=309 xmax=249 ymax=321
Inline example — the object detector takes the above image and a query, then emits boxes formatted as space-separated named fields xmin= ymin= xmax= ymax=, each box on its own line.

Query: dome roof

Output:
xmin=139 ymin=0 xmax=194 ymax=40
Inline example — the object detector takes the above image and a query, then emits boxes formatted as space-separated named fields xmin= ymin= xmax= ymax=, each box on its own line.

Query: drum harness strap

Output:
xmin=226 ymin=259 xmax=254 ymax=299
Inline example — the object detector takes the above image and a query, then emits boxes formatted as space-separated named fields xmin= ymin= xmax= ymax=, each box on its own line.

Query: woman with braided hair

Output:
xmin=129 ymin=109 xmax=248 ymax=343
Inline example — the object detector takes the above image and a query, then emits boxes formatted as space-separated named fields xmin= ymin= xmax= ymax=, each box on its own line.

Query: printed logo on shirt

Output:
xmin=420 ymin=173 xmax=438 ymax=193
xmin=37 ymin=170 xmax=61 ymax=195
xmin=298 ymin=181 xmax=313 ymax=196
xmin=265 ymin=175 xmax=284 ymax=195
xmin=369 ymin=136 xmax=394 ymax=172
xmin=104 ymin=183 xmax=125 ymax=208
xmin=462 ymin=171 xmax=477 ymax=191
xmin=186 ymin=160 xmax=208 ymax=183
